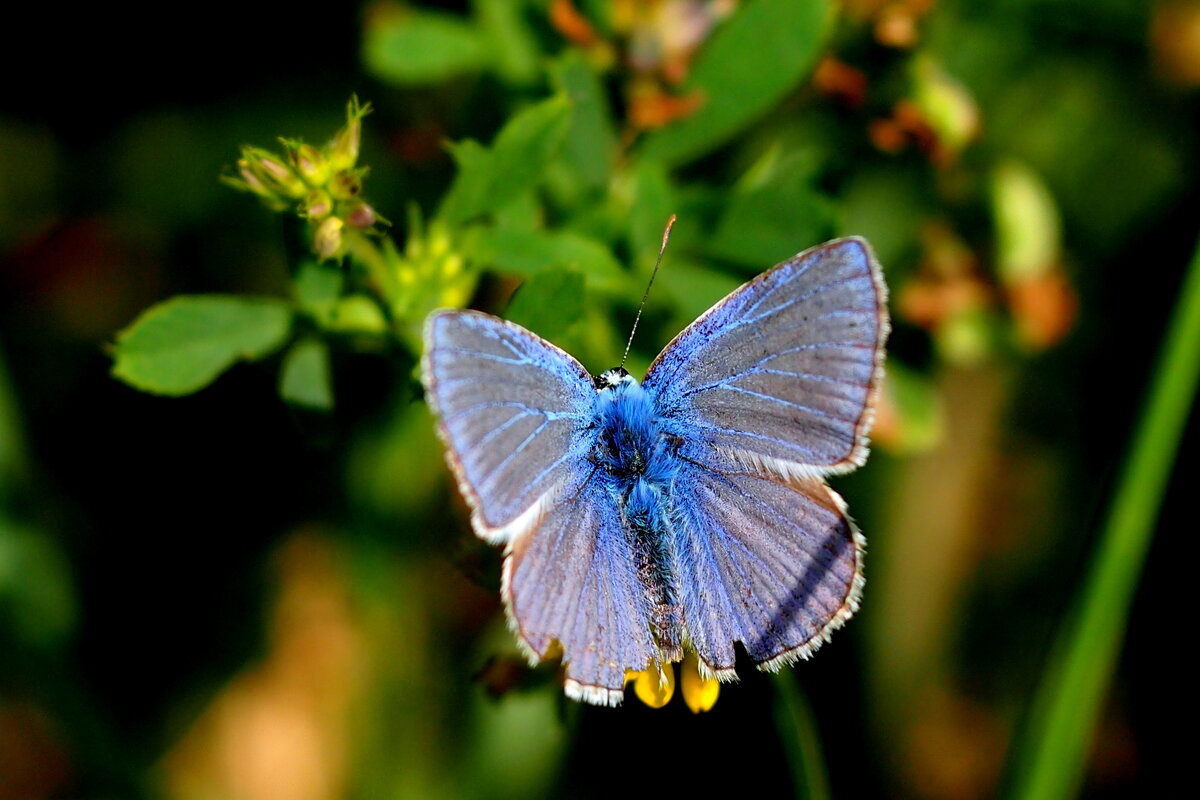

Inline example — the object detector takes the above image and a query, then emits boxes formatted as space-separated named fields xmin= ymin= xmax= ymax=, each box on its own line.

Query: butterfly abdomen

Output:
xmin=594 ymin=375 xmax=684 ymax=660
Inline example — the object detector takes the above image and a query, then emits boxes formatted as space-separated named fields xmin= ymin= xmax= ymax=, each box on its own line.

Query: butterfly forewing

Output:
xmin=643 ymin=237 xmax=888 ymax=478
xmin=670 ymin=463 xmax=863 ymax=675
xmin=422 ymin=310 xmax=597 ymax=539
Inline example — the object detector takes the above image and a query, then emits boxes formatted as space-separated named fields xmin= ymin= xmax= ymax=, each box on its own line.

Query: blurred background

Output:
xmin=1 ymin=1 xmax=1196 ymax=798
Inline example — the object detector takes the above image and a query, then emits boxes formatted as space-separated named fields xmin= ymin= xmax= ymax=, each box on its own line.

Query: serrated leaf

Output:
xmin=112 ymin=295 xmax=293 ymax=396
xmin=279 ymin=338 xmax=334 ymax=411
xmin=438 ymin=95 xmax=571 ymax=226
xmin=363 ymin=9 xmax=487 ymax=85
xmin=505 ymin=268 xmax=586 ymax=340
xmin=638 ymin=0 xmax=832 ymax=165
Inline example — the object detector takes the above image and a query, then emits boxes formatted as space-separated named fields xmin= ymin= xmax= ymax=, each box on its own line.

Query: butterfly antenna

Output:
xmin=620 ymin=214 xmax=676 ymax=370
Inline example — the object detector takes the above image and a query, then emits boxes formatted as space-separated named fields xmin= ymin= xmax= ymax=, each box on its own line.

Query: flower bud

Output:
xmin=330 ymin=97 xmax=369 ymax=172
xmin=330 ymin=170 xmax=363 ymax=200
xmin=237 ymin=160 xmax=267 ymax=194
xmin=302 ymin=189 xmax=333 ymax=220
xmin=242 ymin=147 xmax=306 ymax=198
xmin=291 ymin=143 xmax=329 ymax=184
xmin=313 ymin=216 xmax=344 ymax=261
xmin=680 ymin=651 xmax=719 ymax=713
xmin=344 ymin=201 xmax=376 ymax=229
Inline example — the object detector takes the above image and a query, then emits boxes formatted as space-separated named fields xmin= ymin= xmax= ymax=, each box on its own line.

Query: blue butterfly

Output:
xmin=421 ymin=237 xmax=889 ymax=706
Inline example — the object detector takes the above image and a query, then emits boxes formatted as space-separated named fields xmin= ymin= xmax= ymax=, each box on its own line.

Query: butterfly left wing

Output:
xmin=422 ymin=310 xmax=597 ymax=542
xmin=642 ymin=238 xmax=886 ymax=676
xmin=643 ymin=237 xmax=888 ymax=480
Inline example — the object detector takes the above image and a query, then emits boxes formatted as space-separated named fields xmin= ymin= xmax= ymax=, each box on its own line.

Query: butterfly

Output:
xmin=421 ymin=236 xmax=888 ymax=706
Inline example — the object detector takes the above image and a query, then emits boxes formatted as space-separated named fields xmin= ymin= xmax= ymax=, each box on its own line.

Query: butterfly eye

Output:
xmin=594 ymin=367 xmax=631 ymax=390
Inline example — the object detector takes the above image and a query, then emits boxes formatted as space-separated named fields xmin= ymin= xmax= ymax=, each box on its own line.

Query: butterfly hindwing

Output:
xmin=504 ymin=477 xmax=657 ymax=706
xmin=643 ymin=237 xmax=888 ymax=479
xmin=422 ymin=310 xmax=597 ymax=540
xmin=670 ymin=459 xmax=863 ymax=676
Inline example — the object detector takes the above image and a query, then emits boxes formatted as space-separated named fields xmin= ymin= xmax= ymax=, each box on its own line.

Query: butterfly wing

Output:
xmin=643 ymin=237 xmax=888 ymax=480
xmin=670 ymin=462 xmax=863 ymax=677
xmin=423 ymin=310 xmax=655 ymax=704
xmin=644 ymin=238 xmax=886 ymax=675
xmin=422 ymin=310 xmax=597 ymax=542
xmin=503 ymin=476 xmax=658 ymax=705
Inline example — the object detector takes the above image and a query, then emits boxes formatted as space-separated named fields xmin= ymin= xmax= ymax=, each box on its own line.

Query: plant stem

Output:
xmin=1003 ymin=230 xmax=1200 ymax=799
xmin=773 ymin=673 xmax=832 ymax=800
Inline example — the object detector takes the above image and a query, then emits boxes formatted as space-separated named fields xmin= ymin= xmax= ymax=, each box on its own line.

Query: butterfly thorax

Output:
xmin=593 ymin=373 xmax=683 ymax=661
xmin=593 ymin=374 xmax=663 ymax=480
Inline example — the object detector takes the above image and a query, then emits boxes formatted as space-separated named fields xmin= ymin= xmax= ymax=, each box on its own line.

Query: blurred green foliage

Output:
xmin=3 ymin=0 xmax=1197 ymax=798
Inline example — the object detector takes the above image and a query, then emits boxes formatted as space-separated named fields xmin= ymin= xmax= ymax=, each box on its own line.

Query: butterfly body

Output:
xmin=592 ymin=372 xmax=684 ymax=661
xmin=423 ymin=237 xmax=888 ymax=706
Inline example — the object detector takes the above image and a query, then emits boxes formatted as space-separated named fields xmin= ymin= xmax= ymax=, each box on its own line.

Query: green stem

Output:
xmin=772 ymin=673 xmax=832 ymax=800
xmin=344 ymin=229 xmax=401 ymax=313
xmin=1003 ymin=230 xmax=1200 ymax=800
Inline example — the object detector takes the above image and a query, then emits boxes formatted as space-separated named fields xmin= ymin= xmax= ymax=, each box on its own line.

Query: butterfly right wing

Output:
xmin=422 ymin=310 xmax=597 ymax=542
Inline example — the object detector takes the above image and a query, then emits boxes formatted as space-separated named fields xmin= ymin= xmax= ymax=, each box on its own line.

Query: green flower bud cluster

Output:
xmin=224 ymin=97 xmax=381 ymax=261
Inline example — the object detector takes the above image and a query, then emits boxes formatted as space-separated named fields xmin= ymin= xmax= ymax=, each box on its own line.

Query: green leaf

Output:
xmin=638 ymin=0 xmax=832 ymax=166
xmin=469 ymin=226 xmax=627 ymax=291
xmin=293 ymin=260 xmax=344 ymax=320
xmin=437 ymin=140 xmax=490 ymax=225
xmin=326 ymin=297 xmax=389 ymax=336
xmin=438 ymin=95 xmax=572 ymax=226
xmin=279 ymin=338 xmax=334 ymax=411
xmin=626 ymin=159 xmax=677 ymax=266
xmin=656 ymin=256 xmax=742 ymax=333
xmin=551 ymin=52 xmax=618 ymax=190
xmin=112 ymin=295 xmax=294 ymax=396
xmin=505 ymin=268 xmax=586 ymax=341
xmin=883 ymin=362 xmax=944 ymax=454
xmin=475 ymin=0 xmax=540 ymax=85
xmin=707 ymin=161 xmax=836 ymax=269
xmin=0 ymin=521 xmax=76 ymax=649
xmin=363 ymin=9 xmax=487 ymax=85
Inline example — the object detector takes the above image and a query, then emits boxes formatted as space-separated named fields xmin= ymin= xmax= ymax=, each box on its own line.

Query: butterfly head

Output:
xmin=594 ymin=367 xmax=634 ymax=391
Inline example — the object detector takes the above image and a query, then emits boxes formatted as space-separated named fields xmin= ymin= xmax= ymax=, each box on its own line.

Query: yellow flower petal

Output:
xmin=632 ymin=664 xmax=675 ymax=709
xmin=681 ymin=652 xmax=719 ymax=713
